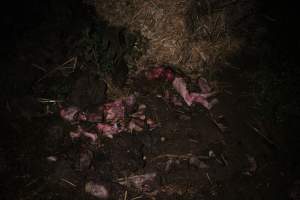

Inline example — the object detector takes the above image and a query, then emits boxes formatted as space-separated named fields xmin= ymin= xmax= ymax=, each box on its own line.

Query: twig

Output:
xmin=73 ymin=57 xmax=78 ymax=71
xmin=247 ymin=122 xmax=279 ymax=149
xmin=206 ymin=173 xmax=213 ymax=185
xmin=209 ymin=113 xmax=228 ymax=133
xmin=60 ymin=178 xmax=77 ymax=187
xmin=151 ymin=153 xmax=210 ymax=162
xmin=124 ymin=190 xmax=128 ymax=200
xmin=37 ymin=98 xmax=64 ymax=103
xmin=174 ymin=109 xmax=185 ymax=114
xmin=220 ymin=153 xmax=228 ymax=166
xmin=36 ymin=57 xmax=75 ymax=83
xmin=25 ymin=178 xmax=40 ymax=187
xmin=32 ymin=63 xmax=47 ymax=72
xmin=130 ymin=196 xmax=143 ymax=200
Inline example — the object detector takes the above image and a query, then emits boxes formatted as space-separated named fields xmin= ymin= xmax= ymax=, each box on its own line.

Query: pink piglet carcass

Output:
xmin=104 ymin=99 xmax=125 ymax=122
xmin=197 ymin=77 xmax=212 ymax=93
xmin=146 ymin=66 xmax=175 ymax=82
xmin=172 ymin=77 xmax=218 ymax=109
xmin=69 ymin=125 xmax=98 ymax=142
xmin=172 ymin=77 xmax=193 ymax=106
xmin=60 ymin=106 xmax=88 ymax=122
xmin=96 ymin=123 xmax=123 ymax=138
xmin=145 ymin=66 xmax=165 ymax=80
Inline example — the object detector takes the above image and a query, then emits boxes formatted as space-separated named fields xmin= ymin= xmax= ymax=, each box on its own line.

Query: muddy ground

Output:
xmin=1 ymin=0 xmax=300 ymax=200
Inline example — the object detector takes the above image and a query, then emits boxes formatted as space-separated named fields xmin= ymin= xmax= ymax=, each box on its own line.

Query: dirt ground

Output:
xmin=0 ymin=69 xmax=292 ymax=200
xmin=1 ymin=0 xmax=299 ymax=200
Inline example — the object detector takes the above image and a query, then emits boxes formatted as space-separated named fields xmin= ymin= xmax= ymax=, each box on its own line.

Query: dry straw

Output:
xmin=96 ymin=0 xmax=242 ymax=76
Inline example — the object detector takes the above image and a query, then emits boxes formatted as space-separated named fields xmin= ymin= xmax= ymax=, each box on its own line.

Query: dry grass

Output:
xmin=95 ymin=0 xmax=243 ymax=76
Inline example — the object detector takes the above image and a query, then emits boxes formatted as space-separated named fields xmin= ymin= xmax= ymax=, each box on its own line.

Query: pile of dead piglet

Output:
xmin=146 ymin=66 xmax=218 ymax=109
xmin=60 ymin=66 xmax=217 ymax=143
xmin=58 ymin=66 xmax=218 ymax=199
xmin=60 ymin=93 xmax=159 ymax=142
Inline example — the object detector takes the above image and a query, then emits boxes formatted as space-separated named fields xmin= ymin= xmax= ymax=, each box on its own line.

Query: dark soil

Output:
xmin=1 ymin=0 xmax=299 ymax=200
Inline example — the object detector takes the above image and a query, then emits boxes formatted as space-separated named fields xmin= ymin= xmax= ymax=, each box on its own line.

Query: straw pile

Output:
xmin=95 ymin=0 xmax=243 ymax=75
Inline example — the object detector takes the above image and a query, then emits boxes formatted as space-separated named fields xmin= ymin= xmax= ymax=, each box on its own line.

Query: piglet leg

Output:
xmin=197 ymin=77 xmax=212 ymax=93
xmin=172 ymin=77 xmax=193 ymax=106
xmin=190 ymin=93 xmax=218 ymax=110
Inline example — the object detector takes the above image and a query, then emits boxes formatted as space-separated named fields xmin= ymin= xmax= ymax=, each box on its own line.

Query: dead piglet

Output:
xmin=104 ymin=99 xmax=125 ymax=123
xmin=128 ymin=118 xmax=145 ymax=132
xmin=130 ymin=104 xmax=146 ymax=120
xmin=146 ymin=66 xmax=175 ymax=82
xmin=60 ymin=106 xmax=89 ymax=124
xmin=60 ymin=106 xmax=81 ymax=122
xmin=89 ymin=95 xmax=136 ymax=124
xmin=129 ymin=104 xmax=160 ymax=132
xmin=195 ymin=77 xmax=218 ymax=109
xmin=96 ymin=95 xmax=138 ymax=137
xmin=172 ymin=77 xmax=193 ymax=106
xmin=189 ymin=92 xmax=218 ymax=110
xmin=129 ymin=117 xmax=159 ymax=132
xmin=172 ymin=77 xmax=218 ymax=109
xmin=69 ymin=125 xmax=98 ymax=142
xmin=146 ymin=118 xmax=160 ymax=130
xmin=197 ymin=77 xmax=212 ymax=93
xmin=82 ymin=130 xmax=98 ymax=143
xmin=128 ymin=104 xmax=148 ymax=132
xmin=69 ymin=127 xmax=82 ymax=139
xmin=146 ymin=66 xmax=165 ymax=80
xmin=96 ymin=123 xmax=124 ymax=138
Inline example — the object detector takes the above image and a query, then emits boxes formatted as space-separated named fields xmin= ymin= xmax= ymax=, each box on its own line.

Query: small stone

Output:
xmin=47 ymin=156 xmax=57 ymax=162
xmin=160 ymin=137 xmax=166 ymax=142
xmin=85 ymin=181 xmax=109 ymax=199
xmin=209 ymin=150 xmax=215 ymax=158
xmin=138 ymin=104 xmax=147 ymax=110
